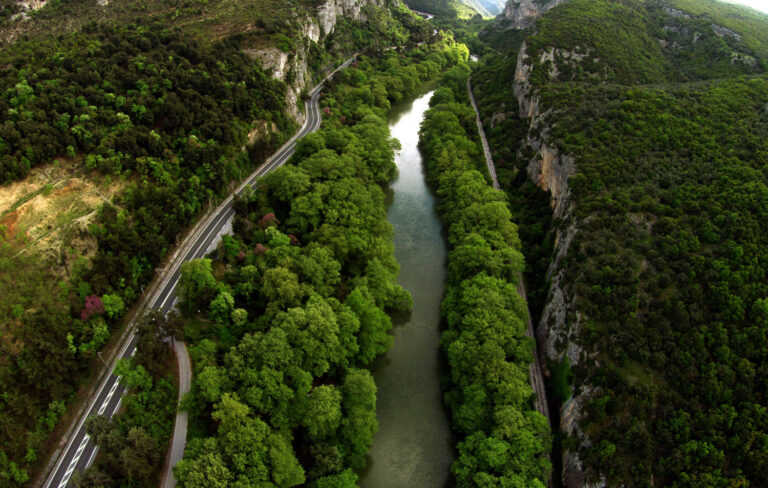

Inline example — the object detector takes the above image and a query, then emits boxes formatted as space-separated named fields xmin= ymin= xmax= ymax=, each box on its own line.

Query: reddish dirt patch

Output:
xmin=0 ymin=210 xmax=19 ymax=240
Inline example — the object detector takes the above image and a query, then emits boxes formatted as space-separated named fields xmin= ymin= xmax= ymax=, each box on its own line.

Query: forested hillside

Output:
xmin=0 ymin=0 xmax=428 ymax=484
xmin=406 ymin=0 xmax=486 ymax=18
xmin=471 ymin=0 xmax=768 ymax=486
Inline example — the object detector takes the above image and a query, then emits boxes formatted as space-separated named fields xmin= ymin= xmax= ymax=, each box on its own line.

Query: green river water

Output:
xmin=359 ymin=90 xmax=456 ymax=487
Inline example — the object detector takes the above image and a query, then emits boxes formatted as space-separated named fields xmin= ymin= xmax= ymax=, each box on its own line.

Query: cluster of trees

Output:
xmin=72 ymin=312 xmax=181 ymax=487
xmin=647 ymin=2 xmax=767 ymax=80
xmin=419 ymin=63 xmax=551 ymax=486
xmin=471 ymin=35 xmax=554 ymax=327
xmin=0 ymin=20 xmax=291 ymax=484
xmin=402 ymin=0 xmax=484 ymax=20
xmin=0 ymin=3 xmax=436 ymax=483
xmin=172 ymin=39 xmax=466 ymax=487
xmin=470 ymin=0 xmax=768 ymax=485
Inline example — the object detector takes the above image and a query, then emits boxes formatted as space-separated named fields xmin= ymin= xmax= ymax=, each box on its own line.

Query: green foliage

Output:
xmin=420 ymin=64 xmax=551 ymax=485
xmin=101 ymin=294 xmax=124 ymax=319
xmin=179 ymin=259 xmax=220 ymax=313
xmin=670 ymin=0 xmax=768 ymax=59
xmin=74 ymin=337 xmax=176 ymax=488
xmin=0 ymin=1 xmax=446 ymax=484
xmin=404 ymin=0 xmax=486 ymax=19
xmin=540 ymin=73 xmax=768 ymax=487
xmin=526 ymin=0 xmax=673 ymax=85
xmin=471 ymin=0 xmax=768 ymax=485
xmin=304 ymin=385 xmax=343 ymax=440
xmin=176 ymin=34 xmax=465 ymax=486
xmin=0 ymin=19 xmax=290 ymax=478
xmin=523 ymin=0 xmax=768 ymax=86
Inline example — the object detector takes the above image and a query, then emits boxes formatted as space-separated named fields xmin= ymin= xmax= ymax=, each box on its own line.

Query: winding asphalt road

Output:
xmin=43 ymin=56 xmax=356 ymax=488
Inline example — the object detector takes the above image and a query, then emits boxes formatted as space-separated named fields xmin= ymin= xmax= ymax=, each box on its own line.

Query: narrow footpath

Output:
xmin=467 ymin=75 xmax=550 ymax=422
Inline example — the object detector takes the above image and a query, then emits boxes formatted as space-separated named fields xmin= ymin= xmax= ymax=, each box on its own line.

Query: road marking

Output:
xmin=58 ymin=435 xmax=90 ymax=487
xmin=97 ymin=381 xmax=120 ymax=415
xmin=47 ymin=56 xmax=351 ymax=488
xmin=85 ymin=446 xmax=99 ymax=473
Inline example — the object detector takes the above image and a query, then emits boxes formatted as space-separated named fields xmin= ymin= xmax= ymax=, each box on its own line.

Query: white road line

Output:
xmin=98 ymin=381 xmax=120 ymax=415
xmin=155 ymin=208 xmax=234 ymax=312
xmin=85 ymin=446 xmax=99 ymax=472
xmin=47 ymin=55 xmax=352 ymax=488
xmin=59 ymin=435 xmax=90 ymax=487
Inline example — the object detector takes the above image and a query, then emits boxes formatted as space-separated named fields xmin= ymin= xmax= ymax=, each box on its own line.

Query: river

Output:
xmin=359 ymin=91 xmax=455 ymax=487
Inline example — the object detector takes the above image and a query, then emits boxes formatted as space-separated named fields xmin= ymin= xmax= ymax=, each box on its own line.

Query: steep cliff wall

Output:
xmin=503 ymin=0 xmax=570 ymax=28
xmin=246 ymin=0 xmax=384 ymax=124
xmin=513 ymin=39 xmax=604 ymax=488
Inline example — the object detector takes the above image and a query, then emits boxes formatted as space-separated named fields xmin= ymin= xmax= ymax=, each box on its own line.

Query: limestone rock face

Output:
xmin=318 ymin=0 xmax=384 ymax=35
xmin=245 ymin=0 xmax=383 ymax=124
xmin=512 ymin=38 xmax=608 ymax=488
xmin=503 ymin=0 xmax=570 ymax=28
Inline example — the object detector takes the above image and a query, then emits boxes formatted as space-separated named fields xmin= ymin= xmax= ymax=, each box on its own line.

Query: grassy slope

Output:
xmin=0 ymin=0 xmax=316 ymax=48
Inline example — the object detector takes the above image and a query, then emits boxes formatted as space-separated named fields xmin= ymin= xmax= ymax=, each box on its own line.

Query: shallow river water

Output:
xmin=359 ymin=91 xmax=456 ymax=487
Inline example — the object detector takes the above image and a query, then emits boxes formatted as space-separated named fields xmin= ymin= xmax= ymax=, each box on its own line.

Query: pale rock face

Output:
xmin=503 ymin=0 xmax=570 ymax=28
xmin=17 ymin=0 xmax=47 ymax=11
xmin=663 ymin=6 xmax=690 ymax=19
xmin=246 ymin=48 xmax=290 ymax=80
xmin=244 ymin=0 xmax=383 ymax=124
xmin=712 ymin=23 xmax=742 ymax=41
xmin=244 ymin=46 xmax=306 ymax=123
xmin=513 ymin=37 xmax=608 ymax=488
xmin=318 ymin=0 xmax=384 ymax=35
xmin=10 ymin=0 xmax=46 ymax=18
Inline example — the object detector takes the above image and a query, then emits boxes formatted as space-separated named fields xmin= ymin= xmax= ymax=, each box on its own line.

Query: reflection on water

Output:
xmin=359 ymin=91 xmax=456 ymax=487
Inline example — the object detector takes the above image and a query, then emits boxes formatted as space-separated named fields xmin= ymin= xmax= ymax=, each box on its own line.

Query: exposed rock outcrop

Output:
xmin=513 ymin=38 xmax=605 ymax=488
xmin=503 ymin=0 xmax=570 ymax=28
xmin=245 ymin=0 xmax=383 ymax=124
xmin=319 ymin=0 xmax=381 ymax=35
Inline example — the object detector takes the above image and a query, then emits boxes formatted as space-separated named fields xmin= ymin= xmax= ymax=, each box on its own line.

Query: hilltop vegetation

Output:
xmin=405 ymin=0 xmax=486 ymax=19
xmin=471 ymin=0 xmax=768 ymax=485
xmin=0 ymin=0 xmax=428 ymax=484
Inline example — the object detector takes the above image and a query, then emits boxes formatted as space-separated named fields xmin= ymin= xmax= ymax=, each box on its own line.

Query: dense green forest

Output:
xmin=0 ymin=1 xmax=424 ymax=484
xmin=420 ymin=64 xmax=551 ymax=486
xmin=471 ymin=0 xmax=768 ymax=485
xmin=170 ymin=37 xmax=468 ymax=487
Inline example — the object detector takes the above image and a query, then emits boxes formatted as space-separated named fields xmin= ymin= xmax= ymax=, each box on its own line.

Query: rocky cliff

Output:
xmin=246 ymin=0 xmax=383 ymax=125
xmin=503 ymin=0 xmax=569 ymax=28
xmin=513 ymin=39 xmax=604 ymax=488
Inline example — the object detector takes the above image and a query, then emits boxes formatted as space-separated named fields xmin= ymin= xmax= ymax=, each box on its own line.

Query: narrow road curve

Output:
xmin=466 ymin=75 xmax=550 ymax=422
xmin=161 ymin=340 xmax=191 ymax=488
xmin=43 ymin=55 xmax=357 ymax=488
xmin=404 ymin=3 xmax=435 ymax=20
